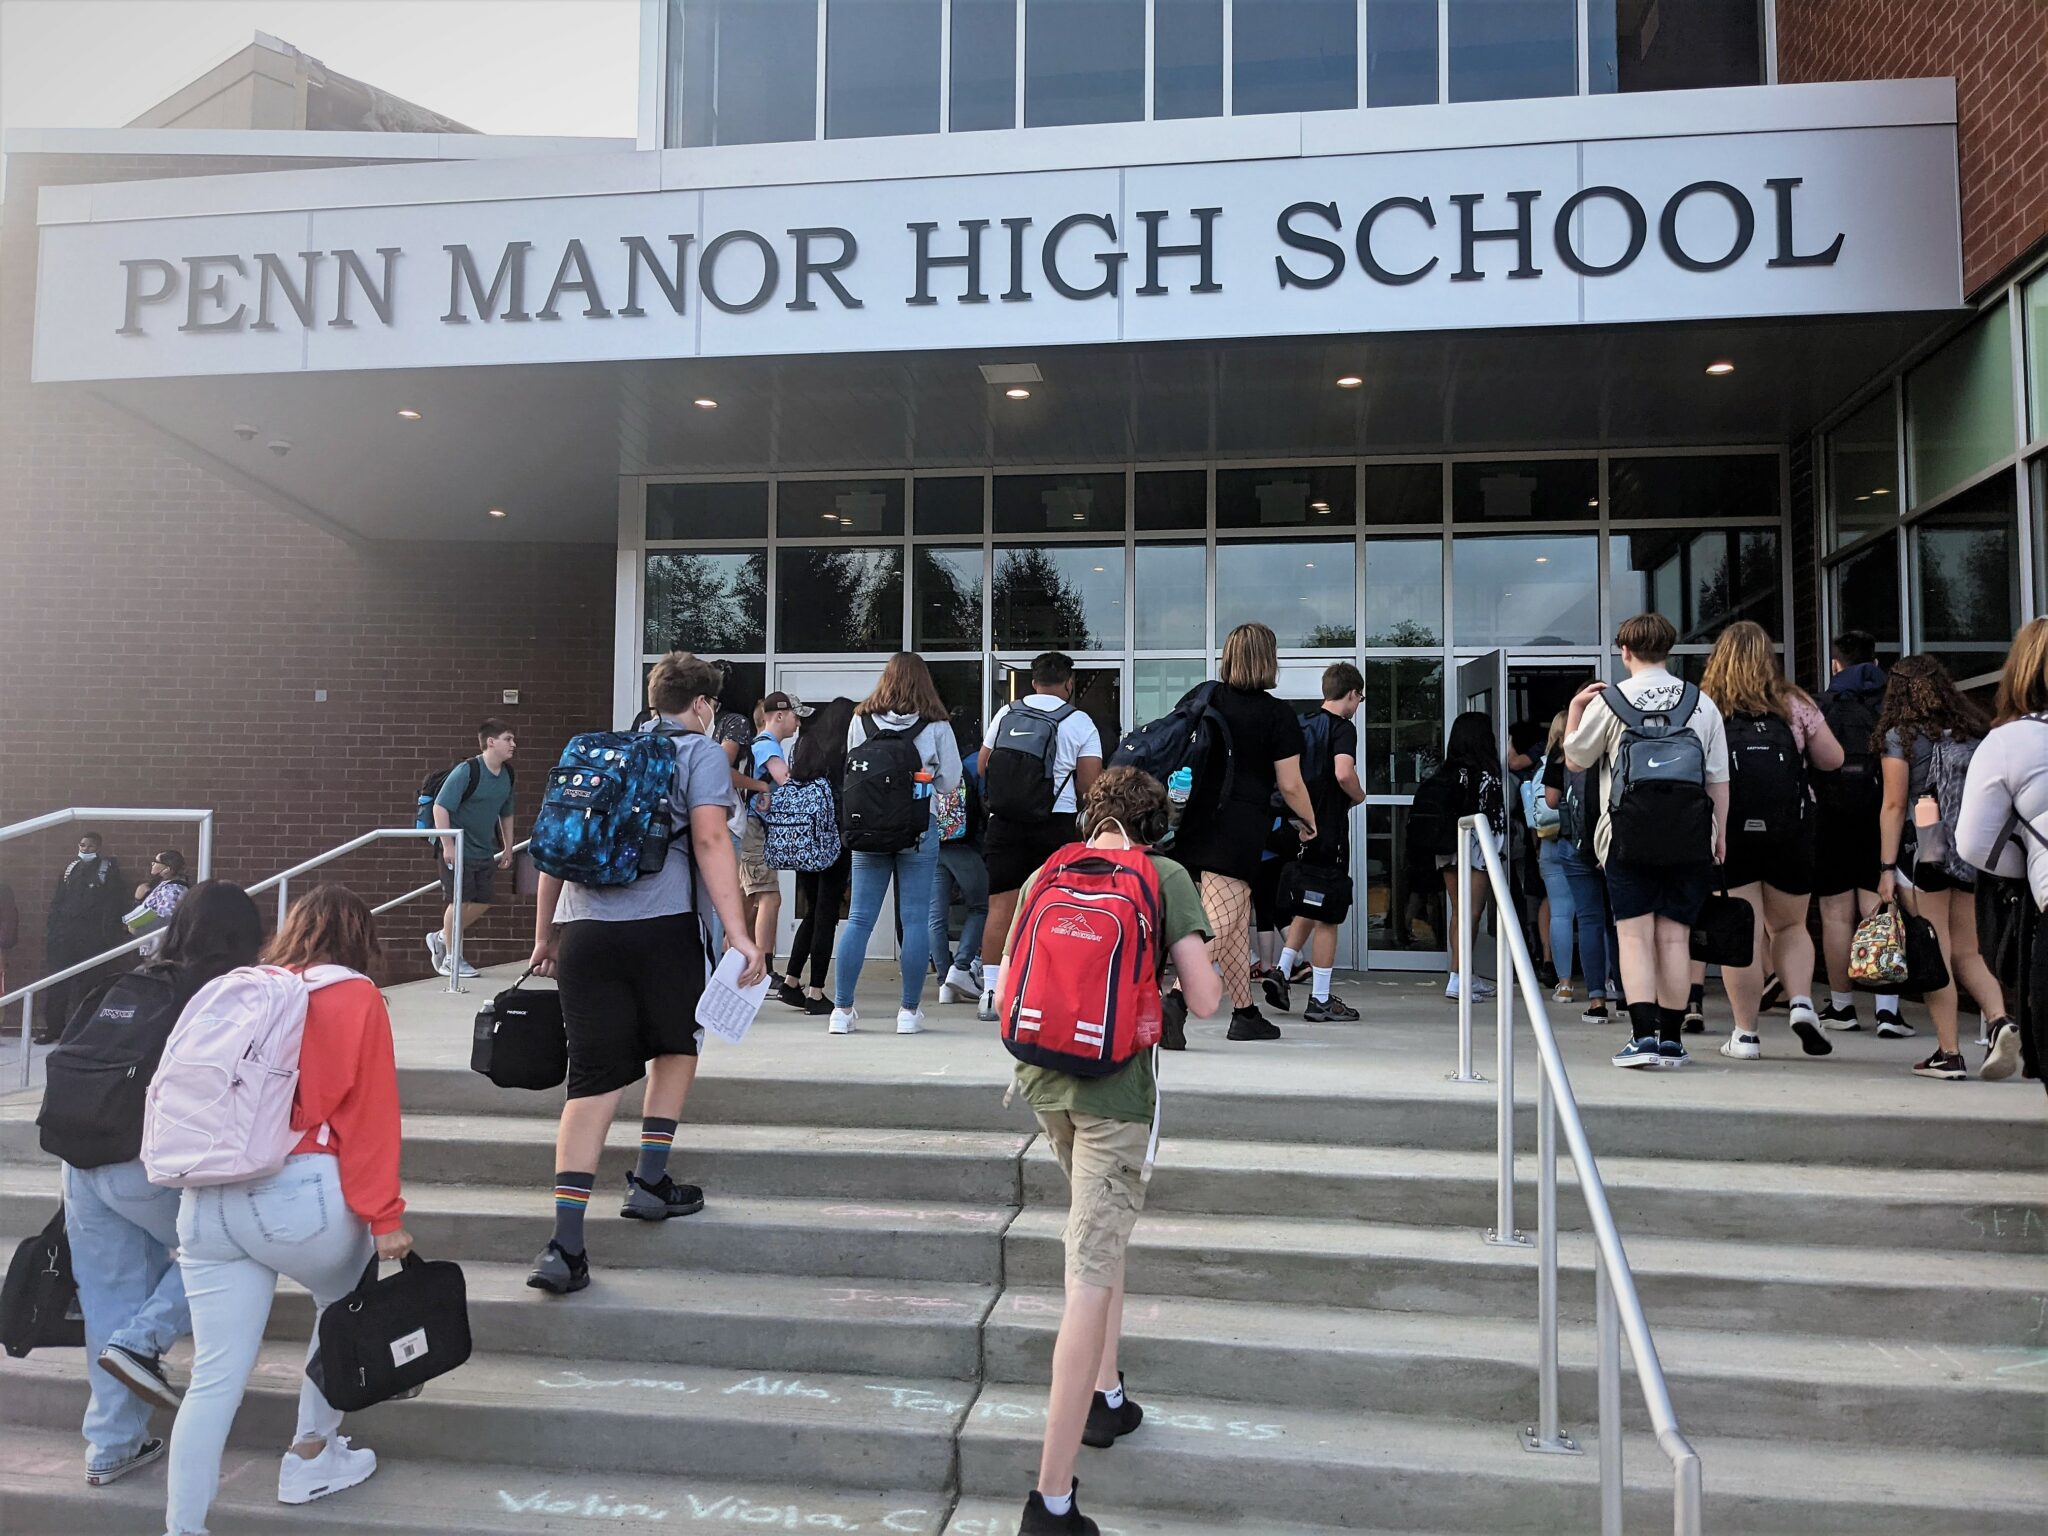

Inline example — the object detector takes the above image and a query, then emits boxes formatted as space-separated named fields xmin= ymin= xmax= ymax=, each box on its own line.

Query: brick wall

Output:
xmin=0 ymin=152 xmax=615 ymax=994
xmin=1779 ymin=0 xmax=2048 ymax=296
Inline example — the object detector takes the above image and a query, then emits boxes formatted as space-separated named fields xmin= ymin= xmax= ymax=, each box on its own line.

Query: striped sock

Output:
xmin=634 ymin=1118 xmax=678 ymax=1187
xmin=551 ymin=1170 xmax=596 ymax=1256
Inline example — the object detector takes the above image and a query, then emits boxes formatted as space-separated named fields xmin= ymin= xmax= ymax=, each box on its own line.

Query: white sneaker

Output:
xmin=1720 ymin=1032 xmax=1762 ymax=1060
xmin=424 ymin=932 xmax=447 ymax=972
xmin=896 ymin=1009 xmax=925 ymax=1035
xmin=938 ymin=967 xmax=978 ymax=1004
xmin=828 ymin=1008 xmax=857 ymax=1036
xmin=277 ymin=1435 xmax=377 ymax=1505
xmin=451 ymin=955 xmax=480 ymax=979
xmin=1445 ymin=975 xmax=1495 ymax=1001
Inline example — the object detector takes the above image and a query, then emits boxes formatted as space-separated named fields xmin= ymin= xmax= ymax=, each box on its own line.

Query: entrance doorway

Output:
xmin=996 ymin=661 xmax=1121 ymax=750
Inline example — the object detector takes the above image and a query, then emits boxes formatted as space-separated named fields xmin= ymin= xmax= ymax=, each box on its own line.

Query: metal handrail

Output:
xmin=371 ymin=839 xmax=529 ymax=917
xmin=1452 ymin=815 xmax=1704 ymax=1535
xmin=245 ymin=828 xmax=469 ymax=996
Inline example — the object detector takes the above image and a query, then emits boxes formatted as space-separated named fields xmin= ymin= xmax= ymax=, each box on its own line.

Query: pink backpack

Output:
xmin=142 ymin=964 xmax=363 ymax=1188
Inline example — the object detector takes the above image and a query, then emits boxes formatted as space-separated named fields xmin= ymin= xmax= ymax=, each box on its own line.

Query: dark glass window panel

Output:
xmin=1233 ymin=0 xmax=1356 ymax=116
xmin=1829 ymin=536 xmax=1901 ymax=652
xmin=677 ymin=0 xmax=819 ymax=147
xmin=1609 ymin=528 xmax=1782 ymax=643
xmin=1448 ymin=0 xmax=1576 ymax=104
xmin=1365 ymin=462 xmax=1442 ymax=524
xmin=1216 ymin=540 xmax=1355 ymax=647
xmin=950 ymin=0 xmax=1017 ymax=130
xmin=1913 ymin=474 xmax=2020 ymax=681
xmin=994 ymin=472 xmax=1126 ymax=533
xmin=1362 ymin=659 xmax=1444 ymax=795
xmin=826 ymin=0 xmax=942 ymax=139
xmin=1362 ymin=538 xmax=1442 ymax=646
xmin=992 ymin=545 xmax=1125 ymax=650
xmin=1134 ymin=469 xmax=1206 ymax=530
xmin=1451 ymin=459 xmax=1598 ymax=523
xmin=1365 ymin=804 xmax=1445 ymax=952
xmin=926 ymin=660 xmax=987 ymax=753
xmin=1216 ymin=465 xmax=1356 ymax=528
xmin=1592 ymin=0 xmax=1763 ymax=94
xmin=776 ymin=478 xmax=906 ymax=538
xmin=644 ymin=551 xmax=767 ymax=653
xmin=1024 ymin=0 xmax=1144 ymax=126
xmin=1367 ymin=0 xmax=1438 ymax=106
xmin=1607 ymin=455 xmax=1780 ymax=521
xmin=914 ymin=476 xmax=985 ymax=534
xmin=1135 ymin=543 xmax=1205 ymax=648
xmin=777 ymin=548 xmax=904 ymax=651
xmin=1452 ymin=534 xmax=1601 ymax=645
xmin=647 ymin=481 xmax=769 ymax=540
xmin=914 ymin=546 xmax=984 ymax=650
xmin=1155 ymin=0 xmax=1223 ymax=119
xmin=1830 ymin=393 xmax=1899 ymax=549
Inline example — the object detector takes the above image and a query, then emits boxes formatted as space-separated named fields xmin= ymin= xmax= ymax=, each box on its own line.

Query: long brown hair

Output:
xmin=1700 ymin=620 xmax=1811 ymax=721
xmin=1993 ymin=617 xmax=2048 ymax=725
xmin=1219 ymin=622 xmax=1278 ymax=691
xmin=1871 ymin=653 xmax=1989 ymax=757
xmin=263 ymin=884 xmax=379 ymax=973
xmin=861 ymin=652 xmax=947 ymax=721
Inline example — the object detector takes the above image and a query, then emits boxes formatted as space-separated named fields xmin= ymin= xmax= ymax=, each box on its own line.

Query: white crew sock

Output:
xmin=1101 ymin=1381 xmax=1124 ymax=1409
xmin=1041 ymin=1488 xmax=1073 ymax=1516
xmin=1790 ymin=995 xmax=1813 ymax=1011
xmin=1876 ymin=993 xmax=1900 ymax=1015
xmin=1278 ymin=947 xmax=1299 ymax=976
xmin=1311 ymin=966 xmax=1333 ymax=1002
xmin=983 ymin=963 xmax=1002 ymax=998
xmin=1829 ymin=990 xmax=1854 ymax=1012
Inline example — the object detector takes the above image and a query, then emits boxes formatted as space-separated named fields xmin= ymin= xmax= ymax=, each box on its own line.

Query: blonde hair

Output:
xmin=1219 ymin=622 xmax=1278 ymax=691
xmin=1700 ymin=620 xmax=1809 ymax=721
xmin=647 ymin=653 xmax=723 ymax=715
xmin=1545 ymin=710 xmax=1569 ymax=758
xmin=861 ymin=652 xmax=947 ymax=721
xmin=1993 ymin=617 xmax=2048 ymax=725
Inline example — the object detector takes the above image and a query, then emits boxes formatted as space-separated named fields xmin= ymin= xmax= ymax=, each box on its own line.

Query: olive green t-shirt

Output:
xmin=1010 ymin=851 xmax=1212 ymax=1125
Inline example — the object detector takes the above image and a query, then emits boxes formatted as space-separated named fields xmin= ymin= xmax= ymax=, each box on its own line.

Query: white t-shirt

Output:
xmin=985 ymin=694 xmax=1104 ymax=815
xmin=1562 ymin=669 xmax=1730 ymax=865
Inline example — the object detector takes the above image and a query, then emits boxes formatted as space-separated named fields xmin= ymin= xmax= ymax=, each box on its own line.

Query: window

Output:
xmin=826 ymin=0 xmax=942 ymax=139
xmin=1232 ymin=0 xmax=1355 ymax=116
xmin=1362 ymin=539 xmax=1442 ymax=646
xmin=1217 ymin=465 xmax=1356 ymax=528
xmin=645 ymin=551 xmax=766 ymax=652
xmin=777 ymin=477 xmax=906 ymax=538
xmin=673 ymin=0 xmax=818 ymax=147
xmin=1452 ymin=534 xmax=1600 ymax=645
xmin=1830 ymin=535 xmax=1901 ymax=652
xmin=1909 ymin=302 xmax=2016 ymax=505
xmin=1135 ymin=543 xmax=1205 ymax=647
xmin=1366 ymin=0 xmax=1438 ymax=106
xmin=1365 ymin=462 xmax=1443 ymax=524
xmin=1829 ymin=393 xmax=1899 ymax=550
xmin=1024 ymin=0 xmax=1144 ymax=127
xmin=994 ymin=472 xmax=1126 ymax=533
xmin=1590 ymin=0 xmax=1763 ymax=94
xmin=1155 ymin=0 xmax=1223 ymax=119
xmin=993 ymin=545 xmax=1125 ymax=649
xmin=1913 ymin=474 xmax=2020 ymax=682
xmin=1365 ymin=805 xmax=1443 ymax=952
xmin=1135 ymin=469 xmax=1206 ymax=530
xmin=914 ymin=476 xmax=984 ymax=534
xmin=1607 ymin=454 xmax=1779 ymax=521
xmin=1361 ymin=658 xmax=1443 ymax=794
xmin=1448 ymin=0 xmax=1577 ymax=104
xmin=1134 ymin=658 xmax=1207 ymax=724
xmin=914 ymin=547 xmax=983 ymax=649
xmin=1611 ymin=528 xmax=1781 ymax=643
xmin=1451 ymin=459 xmax=1598 ymax=523
xmin=777 ymin=548 xmax=904 ymax=651
xmin=950 ymin=0 xmax=1017 ymax=130
xmin=926 ymin=659 xmax=987 ymax=750
xmin=2027 ymin=271 xmax=2048 ymax=442
xmin=1216 ymin=539 xmax=1355 ymax=647
xmin=647 ymin=481 xmax=768 ymax=541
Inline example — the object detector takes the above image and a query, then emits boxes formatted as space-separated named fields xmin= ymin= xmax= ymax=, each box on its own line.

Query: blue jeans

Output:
xmin=929 ymin=843 xmax=989 ymax=976
xmin=1540 ymin=839 xmax=1618 ymax=997
xmin=61 ymin=1159 xmax=190 ymax=1472
xmin=834 ymin=826 xmax=941 ymax=1010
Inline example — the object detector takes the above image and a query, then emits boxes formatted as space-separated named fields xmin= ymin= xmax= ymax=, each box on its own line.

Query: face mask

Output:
xmin=76 ymin=851 xmax=97 ymax=863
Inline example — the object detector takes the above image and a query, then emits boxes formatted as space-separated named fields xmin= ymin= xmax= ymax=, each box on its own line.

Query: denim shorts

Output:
xmin=1603 ymin=858 xmax=1714 ymax=925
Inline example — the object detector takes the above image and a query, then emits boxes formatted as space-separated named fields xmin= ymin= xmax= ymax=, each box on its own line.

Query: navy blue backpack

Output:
xmin=529 ymin=730 xmax=683 ymax=887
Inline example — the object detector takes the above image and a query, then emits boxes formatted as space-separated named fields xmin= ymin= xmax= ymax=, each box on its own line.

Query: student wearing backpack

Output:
xmin=1958 ymin=618 xmax=2048 ymax=1085
xmin=1001 ymin=767 xmax=1223 ymax=1535
xmin=1699 ymin=621 xmax=1845 ymax=1060
xmin=425 ymin=719 xmax=517 ymax=980
xmin=1876 ymin=655 xmax=2014 ymax=1080
xmin=1564 ymin=612 xmax=1732 ymax=1070
xmin=831 ymin=653 xmax=963 ymax=1035
xmin=740 ymin=691 xmax=811 ymax=983
xmin=41 ymin=883 xmax=260 ymax=1488
xmin=777 ymin=696 xmax=856 ymax=1016
xmin=930 ymin=747 xmax=991 ymax=1005
xmin=1431 ymin=712 xmax=1508 ymax=1004
xmin=1533 ymin=712 xmax=1622 ymax=1021
xmin=976 ymin=653 xmax=1104 ymax=1024
xmin=163 ymin=886 xmax=413 ymax=1531
xmin=1812 ymin=632 xmax=1904 ymax=1035
xmin=1266 ymin=663 xmax=1365 ymax=1022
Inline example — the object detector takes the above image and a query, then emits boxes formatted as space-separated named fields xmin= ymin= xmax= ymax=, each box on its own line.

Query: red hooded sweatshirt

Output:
xmin=288 ymin=975 xmax=406 ymax=1235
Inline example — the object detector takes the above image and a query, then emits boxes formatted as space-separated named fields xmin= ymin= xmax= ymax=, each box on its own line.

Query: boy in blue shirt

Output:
xmin=739 ymin=692 xmax=809 ymax=972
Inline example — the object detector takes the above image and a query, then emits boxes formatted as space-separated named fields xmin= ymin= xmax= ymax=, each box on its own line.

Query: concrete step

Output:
xmin=1002 ymin=1206 xmax=2046 ymax=1345
xmin=1 ymin=1346 xmax=970 ymax=1494
xmin=945 ymin=1496 xmax=1379 ymax=1535
xmin=984 ymin=1288 xmax=2048 ymax=1457
xmin=1037 ymin=1136 xmax=2048 ymax=1253
xmin=956 ymin=1382 xmax=2048 ymax=1534
xmin=0 ymin=1423 xmax=951 ymax=1534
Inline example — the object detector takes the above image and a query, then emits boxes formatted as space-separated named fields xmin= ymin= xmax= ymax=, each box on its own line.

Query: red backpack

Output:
xmin=997 ymin=843 xmax=1165 ymax=1076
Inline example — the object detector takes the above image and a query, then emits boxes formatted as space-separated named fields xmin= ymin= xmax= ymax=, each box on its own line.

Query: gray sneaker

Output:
xmin=525 ymin=1240 xmax=589 ymax=1295
xmin=621 ymin=1172 xmax=704 ymax=1220
xmin=977 ymin=987 xmax=999 ymax=1024
xmin=424 ymin=931 xmax=448 ymax=973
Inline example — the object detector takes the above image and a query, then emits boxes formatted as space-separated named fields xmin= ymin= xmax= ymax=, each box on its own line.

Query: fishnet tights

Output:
xmin=1200 ymin=872 xmax=1255 ymax=1011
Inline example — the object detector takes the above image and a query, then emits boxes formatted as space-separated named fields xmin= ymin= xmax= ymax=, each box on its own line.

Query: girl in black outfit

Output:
xmin=1441 ymin=711 xmax=1508 ymax=1001
xmin=779 ymin=697 xmax=856 ymax=1015
xmin=1169 ymin=623 xmax=1318 ymax=1041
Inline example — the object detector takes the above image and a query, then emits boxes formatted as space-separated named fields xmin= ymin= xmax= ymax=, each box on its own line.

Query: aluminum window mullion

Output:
xmin=1221 ymin=0 xmax=1234 ymax=115
xmin=1893 ymin=378 xmax=1912 ymax=650
xmin=1014 ymin=0 xmax=1027 ymax=128
xmin=1143 ymin=0 xmax=1156 ymax=121
xmin=1575 ymin=0 xmax=1590 ymax=95
xmin=814 ymin=0 xmax=829 ymax=140
xmin=1436 ymin=0 xmax=1449 ymax=105
xmin=938 ymin=0 xmax=953 ymax=133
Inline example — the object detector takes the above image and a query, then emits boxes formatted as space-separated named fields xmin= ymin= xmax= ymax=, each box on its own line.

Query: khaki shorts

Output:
xmin=1034 ymin=1109 xmax=1149 ymax=1288
xmin=738 ymin=820 xmax=779 ymax=897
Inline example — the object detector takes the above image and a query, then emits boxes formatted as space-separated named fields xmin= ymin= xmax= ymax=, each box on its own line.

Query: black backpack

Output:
xmin=1404 ymin=764 xmax=1468 ymax=868
xmin=1606 ymin=684 xmax=1714 ymax=867
xmin=414 ymin=756 xmax=514 ymax=860
xmin=1108 ymin=682 xmax=1236 ymax=852
xmin=1726 ymin=710 xmax=1809 ymax=839
xmin=1557 ymin=764 xmax=1599 ymax=859
xmin=839 ymin=717 xmax=931 ymax=853
xmin=984 ymin=700 xmax=1077 ymax=824
xmin=1 ymin=1208 xmax=83 ymax=1358
xmin=36 ymin=963 xmax=182 ymax=1169
xmin=1816 ymin=687 xmax=1883 ymax=809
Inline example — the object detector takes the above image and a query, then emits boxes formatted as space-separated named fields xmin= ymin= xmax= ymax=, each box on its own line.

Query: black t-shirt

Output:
xmin=1208 ymin=685 xmax=1306 ymax=805
xmin=1542 ymin=747 xmax=1567 ymax=797
xmin=1303 ymin=710 xmax=1359 ymax=851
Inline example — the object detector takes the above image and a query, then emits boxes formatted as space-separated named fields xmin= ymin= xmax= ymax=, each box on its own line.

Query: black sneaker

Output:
xmin=1261 ymin=970 xmax=1292 ymax=1013
xmin=1159 ymin=989 xmax=1188 ymax=1051
xmin=1226 ymin=1005 xmax=1282 ymax=1042
xmin=1580 ymin=1001 xmax=1611 ymax=1025
xmin=1912 ymin=1049 xmax=1966 ymax=1081
xmin=1757 ymin=974 xmax=1786 ymax=1012
xmin=1020 ymin=1482 xmax=1100 ymax=1536
xmin=622 ymin=1172 xmax=705 ymax=1219
xmin=1875 ymin=1009 xmax=1916 ymax=1039
xmin=776 ymin=981 xmax=808 ymax=1010
xmin=526 ymin=1240 xmax=590 ymax=1294
xmin=1681 ymin=1006 xmax=1706 ymax=1035
xmin=1303 ymin=993 xmax=1359 ymax=1023
xmin=1535 ymin=959 xmax=1559 ymax=989
xmin=84 ymin=1437 xmax=165 ymax=1487
xmin=1081 ymin=1372 xmax=1144 ymax=1448
xmin=1288 ymin=958 xmax=1312 ymax=984
xmin=96 ymin=1343 xmax=181 ymax=1411
xmin=1818 ymin=1001 xmax=1862 ymax=1031
xmin=802 ymin=992 xmax=834 ymax=1016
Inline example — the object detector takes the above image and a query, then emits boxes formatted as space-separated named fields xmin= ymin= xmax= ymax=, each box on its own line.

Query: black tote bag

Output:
xmin=1689 ymin=892 xmax=1755 ymax=969
xmin=308 ymin=1251 xmax=471 ymax=1412
xmin=1 ymin=1207 xmax=84 ymax=1358
xmin=470 ymin=969 xmax=566 ymax=1090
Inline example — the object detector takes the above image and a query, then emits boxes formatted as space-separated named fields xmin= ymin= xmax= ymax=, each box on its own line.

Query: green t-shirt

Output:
xmin=434 ymin=757 xmax=514 ymax=866
xmin=1011 ymin=851 xmax=1212 ymax=1125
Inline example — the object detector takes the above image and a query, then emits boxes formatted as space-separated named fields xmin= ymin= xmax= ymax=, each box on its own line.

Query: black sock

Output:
xmin=1686 ymin=983 xmax=1704 ymax=1012
xmin=1627 ymin=1001 xmax=1660 ymax=1041
xmin=1657 ymin=1006 xmax=1686 ymax=1045
xmin=551 ymin=1170 xmax=596 ymax=1255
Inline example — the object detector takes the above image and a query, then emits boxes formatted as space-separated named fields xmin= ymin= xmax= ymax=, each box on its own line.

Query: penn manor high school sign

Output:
xmin=34 ymin=123 xmax=1961 ymax=382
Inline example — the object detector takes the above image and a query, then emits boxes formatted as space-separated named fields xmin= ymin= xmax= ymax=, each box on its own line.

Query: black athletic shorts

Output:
xmin=1720 ymin=820 xmax=1817 ymax=896
xmin=984 ymin=813 xmax=1080 ymax=894
xmin=556 ymin=911 xmax=706 ymax=1099
xmin=439 ymin=859 xmax=497 ymax=905
xmin=1604 ymin=858 xmax=1714 ymax=925
xmin=1812 ymin=801 xmax=1880 ymax=898
xmin=1910 ymin=860 xmax=1975 ymax=895
xmin=1280 ymin=857 xmax=1355 ymax=926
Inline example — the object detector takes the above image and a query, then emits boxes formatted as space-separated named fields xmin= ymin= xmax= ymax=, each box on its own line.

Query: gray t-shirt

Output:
xmin=553 ymin=729 xmax=736 ymax=923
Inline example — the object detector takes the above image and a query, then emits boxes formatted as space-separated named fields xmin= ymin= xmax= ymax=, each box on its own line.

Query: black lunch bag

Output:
xmin=1 ymin=1207 xmax=85 ymax=1358
xmin=308 ymin=1251 xmax=471 ymax=1412
xmin=1689 ymin=891 xmax=1756 ymax=969
xmin=470 ymin=969 xmax=566 ymax=1090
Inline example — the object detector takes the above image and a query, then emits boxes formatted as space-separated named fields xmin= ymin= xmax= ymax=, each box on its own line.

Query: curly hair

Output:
xmin=1870 ymin=653 xmax=1988 ymax=757
xmin=1700 ymin=620 xmax=1812 ymax=721
xmin=1081 ymin=766 xmax=1170 ymax=847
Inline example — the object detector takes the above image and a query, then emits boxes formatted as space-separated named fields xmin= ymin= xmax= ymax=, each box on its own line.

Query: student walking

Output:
xmin=1004 ymin=768 xmax=1222 ymax=1535
xmin=1267 ymin=662 xmax=1365 ymax=1022
xmin=525 ymin=654 xmax=761 ymax=1294
xmin=1877 ymin=654 xmax=2014 ymax=1080
xmin=778 ymin=696 xmax=856 ymax=1016
xmin=426 ymin=719 xmax=517 ymax=979
xmin=163 ymin=886 xmax=412 ymax=1532
xmin=930 ymin=749 xmax=990 ymax=1005
xmin=1168 ymin=623 xmax=1317 ymax=1041
xmin=1436 ymin=712 xmax=1507 ymax=1004
xmin=740 ymin=691 xmax=811 ymax=974
xmin=1699 ymin=621 xmax=1845 ymax=1060
xmin=1564 ymin=613 xmax=1731 ymax=1070
xmin=1533 ymin=712 xmax=1621 ymax=1021
xmin=1812 ymin=632 xmax=1904 ymax=1034
xmin=831 ymin=653 xmax=962 ymax=1036
xmin=1957 ymin=617 xmax=2048 ymax=1085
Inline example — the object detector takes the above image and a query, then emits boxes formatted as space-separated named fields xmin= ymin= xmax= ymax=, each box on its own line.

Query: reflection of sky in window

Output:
xmin=1217 ymin=540 xmax=1355 ymax=647
xmin=994 ymin=546 xmax=1125 ymax=650
xmin=1451 ymin=535 xmax=1599 ymax=645
xmin=1363 ymin=539 xmax=1442 ymax=646
xmin=1136 ymin=544 xmax=1205 ymax=648
xmin=1609 ymin=530 xmax=1781 ymax=643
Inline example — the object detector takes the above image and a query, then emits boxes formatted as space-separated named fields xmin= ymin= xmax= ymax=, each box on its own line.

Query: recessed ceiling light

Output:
xmin=1855 ymin=495 xmax=1870 ymax=502
xmin=1587 ymin=497 xmax=1600 ymax=508
xmin=396 ymin=408 xmax=422 ymax=421
xmin=1872 ymin=487 xmax=1890 ymax=496
xmin=487 ymin=507 xmax=507 ymax=519
xmin=1335 ymin=375 xmax=1363 ymax=389
xmin=693 ymin=397 xmax=718 ymax=410
xmin=1304 ymin=562 xmax=1315 ymax=569
xmin=1310 ymin=500 xmax=1331 ymax=513
xmin=1092 ymin=565 xmax=1105 ymax=573
xmin=822 ymin=512 xmax=838 ymax=521
xmin=1535 ymin=556 xmax=1550 ymax=564
xmin=1705 ymin=360 xmax=1735 ymax=376
xmin=1005 ymin=387 xmax=1031 ymax=400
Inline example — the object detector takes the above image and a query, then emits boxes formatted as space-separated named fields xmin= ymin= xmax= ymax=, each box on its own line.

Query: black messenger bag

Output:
xmin=309 ymin=1251 xmax=471 ymax=1412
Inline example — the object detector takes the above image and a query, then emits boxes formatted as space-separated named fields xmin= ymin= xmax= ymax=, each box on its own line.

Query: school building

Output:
xmin=4 ymin=3 xmax=2045 ymax=975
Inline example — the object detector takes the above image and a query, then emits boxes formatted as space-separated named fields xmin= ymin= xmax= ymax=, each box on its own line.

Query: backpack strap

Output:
xmin=1602 ymin=687 xmax=1646 ymax=732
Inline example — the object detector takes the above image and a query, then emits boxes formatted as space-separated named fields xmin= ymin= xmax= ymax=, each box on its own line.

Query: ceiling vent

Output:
xmin=978 ymin=362 xmax=1043 ymax=385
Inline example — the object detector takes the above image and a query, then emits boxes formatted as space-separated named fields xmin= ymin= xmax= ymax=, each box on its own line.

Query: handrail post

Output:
xmin=276 ymin=878 xmax=289 ymax=931
xmin=18 ymin=993 xmax=32 ymax=1090
xmin=1598 ymin=1262 xmax=1624 ymax=1534
xmin=447 ymin=832 xmax=466 ymax=995
xmin=1674 ymin=1443 xmax=1703 ymax=1536
xmin=1522 ymin=1066 xmax=1578 ymax=1453
xmin=1486 ymin=829 xmax=1525 ymax=1246
xmin=1452 ymin=822 xmax=1483 ymax=1082
xmin=195 ymin=812 xmax=215 ymax=882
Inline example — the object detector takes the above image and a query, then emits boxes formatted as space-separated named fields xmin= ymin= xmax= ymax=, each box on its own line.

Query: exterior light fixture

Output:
xmin=693 ymin=397 xmax=718 ymax=410
xmin=1005 ymin=387 xmax=1031 ymax=400
xmin=396 ymin=408 xmax=422 ymax=421
xmin=487 ymin=507 xmax=507 ymax=519
xmin=1705 ymin=360 xmax=1735 ymax=376
xmin=1335 ymin=375 xmax=1363 ymax=389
